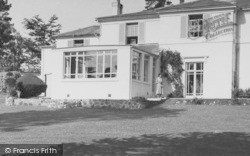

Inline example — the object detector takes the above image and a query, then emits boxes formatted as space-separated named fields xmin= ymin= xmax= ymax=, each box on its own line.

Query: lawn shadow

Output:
xmin=62 ymin=132 xmax=250 ymax=156
xmin=0 ymin=106 xmax=185 ymax=132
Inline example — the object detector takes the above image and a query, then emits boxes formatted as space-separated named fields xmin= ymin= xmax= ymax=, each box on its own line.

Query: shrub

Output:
xmin=233 ymin=88 xmax=250 ymax=98
xmin=16 ymin=74 xmax=47 ymax=98
xmin=191 ymin=98 xmax=204 ymax=105
xmin=5 ymin=78 xmax=16 ymax=90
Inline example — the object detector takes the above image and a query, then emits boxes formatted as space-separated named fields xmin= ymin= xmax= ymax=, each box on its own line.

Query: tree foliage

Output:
xmin=23 ymin=15 xmax=61 ymax=46
xmin=145 ymin=0 xmax=167 ymax=9
xmin=0 ymin=0 xmax=13 ymax=54
xmin=160 ymin=49 xmax=184 ymax=97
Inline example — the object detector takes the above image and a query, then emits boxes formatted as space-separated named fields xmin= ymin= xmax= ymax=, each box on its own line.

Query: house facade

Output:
xmin=41 ymin=0 xmax=250 ymax=99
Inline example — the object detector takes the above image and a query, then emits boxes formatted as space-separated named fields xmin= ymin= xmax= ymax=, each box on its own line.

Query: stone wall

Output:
xmin=167 ymin=98 xmax=250 ymax=106
xmin=10 ymin=98 xmax=165 ymax=110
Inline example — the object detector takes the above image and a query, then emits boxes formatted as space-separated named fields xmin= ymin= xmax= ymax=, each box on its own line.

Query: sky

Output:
xmin=8 ymin=0 xmax=146 ymax=37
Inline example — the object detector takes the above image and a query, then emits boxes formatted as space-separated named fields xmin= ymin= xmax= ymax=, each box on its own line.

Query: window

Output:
xmin=188 ymin=14 xmax=203 ymax=38
xmin=144 ymin=55 xmax=150 ymax=82
xmin=186 ymin=62 xmax=204 ymax=96
xmin=74 ymin=40 xmax=84 ymax=47
xmin=64 ymin=50 xmax=117 ymax=79
xmin=132 ymin=52 xmax=141 ymax=80
xmin=126 ymin=23 xmax=138 ymax=44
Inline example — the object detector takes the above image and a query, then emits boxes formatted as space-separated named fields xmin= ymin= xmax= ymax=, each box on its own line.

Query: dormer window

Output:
xmin=188 ymin=14 xmax=203 ymax=38
xmin=74 ymin=39 xmax=84 ymax=47
xmin=126 ymin=23 xmax=138 ymax=45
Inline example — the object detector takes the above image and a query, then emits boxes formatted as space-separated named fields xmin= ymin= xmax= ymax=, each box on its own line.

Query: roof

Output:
xmin=96 ymin=9 xmax=159 ymax=23
xmin=156 ymin=0 xmax=235 ymax=13
xmin=96 ymin=0 xmax=250 ymax=23
xmin=234 ymin=0 xmax=250 ymax=9
xmin=132 ymin=43 xmax=160 ymax=55
xmin=55 ymin=25 xmax=100 ymax=39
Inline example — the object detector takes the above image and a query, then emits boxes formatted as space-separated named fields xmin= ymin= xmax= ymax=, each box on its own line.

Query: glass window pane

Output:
xmin=71 ymin=57 xmax=76 ymax=74
xmin=64 ymin=57 xmax=70 ymax=75
xmin=196 ymin=73 xmax=203 ymax=94
xmin=132 ymin=52 xmax=141 ymax=80
xmin=85 ymin=51 xmax=96 ymax=55
xmin=105 ymin=55 xmax=111 ymax=75
xmin=196 ymin=63 xmax=203 ymax=70
xmin=111 ymin=55 xmax=117 ymax=73
xmin=85 ymin=55 xmax=96 ymax=75
xmin=98 ymin=55 xmax=103 ymax=73
xmin=144 ymin=55 xmax=150 ymax=82
xmin=78 ymin=57 xmax=83 ymax=74
xmin=187 ymin=73 xmax=194 ymax=95
xmin=127 ymin=23 xmax=138 ymax=37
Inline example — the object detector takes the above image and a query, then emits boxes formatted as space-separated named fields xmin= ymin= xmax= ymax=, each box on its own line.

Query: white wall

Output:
xmin=41 ymin=45 xmax=132 ymax=99
xmin=238 ymin=10 xmax=250 ymax=89
xmin=159 ymin=10 xmax=234 ymax=45
xmin=100 ymin=19 xmax=160 ymax=45
xmin=157 ymin=10 xmax=235 ymax=98
xmin=161 ymin=42 xmax=233 ymax=99
xmin=56 ymin=37 xmax=100 ymax=48
xmin=100 ymin=23 xmax=120 ymax=45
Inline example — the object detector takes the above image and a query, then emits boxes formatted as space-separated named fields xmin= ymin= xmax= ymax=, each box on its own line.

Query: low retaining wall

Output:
xmin=5 ymin=97 xmax=165 ymax=110
xmin=167 ymin=98 xmax=250 ymax=106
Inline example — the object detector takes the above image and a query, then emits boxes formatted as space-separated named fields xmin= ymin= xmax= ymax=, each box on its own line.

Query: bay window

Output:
xmin=64 ymin=50 xmax=117 ymax=79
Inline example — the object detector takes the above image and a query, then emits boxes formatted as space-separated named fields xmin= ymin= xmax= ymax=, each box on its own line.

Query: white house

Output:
xmin=41 ymin=0 xmax=250 ymax=99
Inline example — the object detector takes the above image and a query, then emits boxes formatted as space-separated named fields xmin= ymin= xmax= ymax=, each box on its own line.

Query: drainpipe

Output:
xmin=232 ymin=7 xmax=239 ymax=98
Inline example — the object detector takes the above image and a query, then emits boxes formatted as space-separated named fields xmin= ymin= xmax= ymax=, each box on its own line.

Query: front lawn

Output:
xmin=0 ymin=96 xmax=249 ymax=155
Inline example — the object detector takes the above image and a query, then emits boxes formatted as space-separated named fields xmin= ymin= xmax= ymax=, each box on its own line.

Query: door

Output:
xmin=186 ymin=62 xmax=204 ymax=97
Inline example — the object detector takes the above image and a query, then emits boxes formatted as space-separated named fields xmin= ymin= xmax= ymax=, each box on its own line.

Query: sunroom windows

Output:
xmin=132 ymin=51 xmax=151 ymax=82
xmin=64 ymin=50 xmax=117 ymax=79
xmin=132 ymin=52 xmax=141 ymax=80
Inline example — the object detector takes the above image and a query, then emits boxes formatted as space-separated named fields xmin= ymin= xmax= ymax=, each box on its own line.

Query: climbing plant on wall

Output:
xmin=159 ymin=49 xmax=184 ymax=97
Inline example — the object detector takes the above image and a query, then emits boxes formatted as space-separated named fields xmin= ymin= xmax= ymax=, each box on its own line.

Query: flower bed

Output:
xmin=9 ymin=98 xmax=165 ymax=110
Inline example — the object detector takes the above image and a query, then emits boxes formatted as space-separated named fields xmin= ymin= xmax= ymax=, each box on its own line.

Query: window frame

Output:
xmin=188 ymin=14 xmax=204 ymax=38
xmin=73 ymin=39 xmax=84 ymax=47
xmin=143 ymin=55 xmax=150 ymax=82
xmin=63 ymin=50 xmax=118 ymax=80
xmin=132 ymin=51 xmax=142 ymax=80
xmin=126 ymin=23 xmax=138 ymax=45
xmin=185 ymin=62 xmax=204 ymax=97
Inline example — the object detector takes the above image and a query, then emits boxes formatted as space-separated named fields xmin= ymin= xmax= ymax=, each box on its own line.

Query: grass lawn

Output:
xmin=0 ymin=94 xmax=250 ymax=155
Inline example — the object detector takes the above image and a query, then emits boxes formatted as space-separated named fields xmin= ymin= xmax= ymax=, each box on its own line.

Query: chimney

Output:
xmin=112 ymin=0 xmax=123 ymax=15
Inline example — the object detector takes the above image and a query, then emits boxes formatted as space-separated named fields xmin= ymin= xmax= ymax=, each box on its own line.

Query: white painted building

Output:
xmin=41 ymin=0 xmax=250 ymax=99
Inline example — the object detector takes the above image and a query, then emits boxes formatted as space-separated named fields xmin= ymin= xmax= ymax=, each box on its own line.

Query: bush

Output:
xmin=191 ymin=98 xmax=204 ymax=105
xmin=16 ymin=74 xmax=47 ymax=98
xmin=5 ymin=78 xmax=16 ymax=90
xmin=233 ymin=88 xmax=250 ymax=98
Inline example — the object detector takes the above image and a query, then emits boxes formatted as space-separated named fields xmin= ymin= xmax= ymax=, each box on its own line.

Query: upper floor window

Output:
xmin=188 ymin=14 xmax=203 ymax=38
xmin=126 ymin=23 xmax=138 ymax=45
xmin=73 ymin=39 xmax=84 ymax=47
